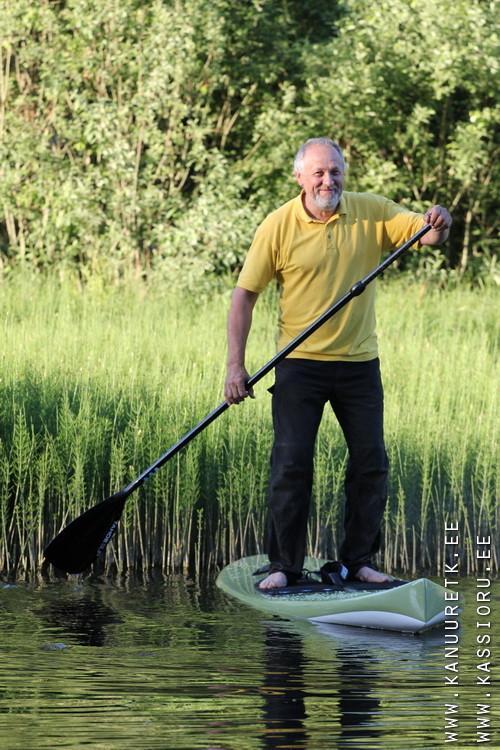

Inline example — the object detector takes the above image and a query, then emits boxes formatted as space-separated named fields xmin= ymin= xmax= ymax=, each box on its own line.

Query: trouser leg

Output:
xmin=266 ymin=360 xmax=325 ymax=578
xmin=330 ymin=359 xmax=389 ymax=570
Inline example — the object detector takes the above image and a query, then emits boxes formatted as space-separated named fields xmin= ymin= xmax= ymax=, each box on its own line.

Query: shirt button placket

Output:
xmin=326 ymin=223 xmax=335 ymax=249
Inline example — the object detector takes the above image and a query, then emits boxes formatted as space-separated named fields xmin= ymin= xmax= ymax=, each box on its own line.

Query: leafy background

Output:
xmin=1 ymin=0 xmax=498 ymax=287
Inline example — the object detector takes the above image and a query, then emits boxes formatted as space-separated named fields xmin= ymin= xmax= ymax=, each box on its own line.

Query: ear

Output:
xmin=294 ymin=170 xmax=303 ymax=188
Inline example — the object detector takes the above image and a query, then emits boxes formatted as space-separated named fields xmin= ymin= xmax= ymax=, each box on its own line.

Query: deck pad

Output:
xmin=258 ymin=578 xmax=409 ymax=597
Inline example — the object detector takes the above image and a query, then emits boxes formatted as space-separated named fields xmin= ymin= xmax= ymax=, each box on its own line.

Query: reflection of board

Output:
xmin=216 ymin=555 xmax=446 ymax=633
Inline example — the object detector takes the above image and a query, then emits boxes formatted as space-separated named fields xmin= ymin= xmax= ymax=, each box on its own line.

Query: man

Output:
xmin=224 ymin=137 xmax=451 ymax=589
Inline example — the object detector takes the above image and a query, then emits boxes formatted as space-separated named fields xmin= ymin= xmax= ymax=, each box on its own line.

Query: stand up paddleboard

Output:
xmin=216 ymin=555 xmax=446 ymax=634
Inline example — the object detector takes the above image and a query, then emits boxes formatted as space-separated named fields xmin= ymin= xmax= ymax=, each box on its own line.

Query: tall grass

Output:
xmin=0 ymin=273 xmax=497 ymax=578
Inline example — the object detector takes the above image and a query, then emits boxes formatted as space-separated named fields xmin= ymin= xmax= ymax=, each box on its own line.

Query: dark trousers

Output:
xmin=266 ymin=358 xmax=389 ymax=578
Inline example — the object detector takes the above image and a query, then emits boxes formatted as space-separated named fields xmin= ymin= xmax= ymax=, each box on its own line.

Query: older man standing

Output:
xmin=224 ymin=137 xmax=451 ymax=589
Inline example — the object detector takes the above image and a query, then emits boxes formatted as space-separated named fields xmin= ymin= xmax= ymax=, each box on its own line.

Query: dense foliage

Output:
xmin=0 ymin=0 xmax=498 ymax=285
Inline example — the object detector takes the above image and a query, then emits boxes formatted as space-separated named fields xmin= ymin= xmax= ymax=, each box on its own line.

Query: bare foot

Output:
xmin=258 ymin=571 xmax=288 ymax=590
xmin=355 ymin=566 xmax=391 ymax=583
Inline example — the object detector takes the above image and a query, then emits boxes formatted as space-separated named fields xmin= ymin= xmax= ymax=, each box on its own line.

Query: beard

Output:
xmin=313 ymin=188 xmax=341 ymax=211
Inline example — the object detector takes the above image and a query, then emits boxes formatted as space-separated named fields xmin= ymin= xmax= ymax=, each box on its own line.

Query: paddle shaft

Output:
xmin=124 ymin=223 xmax=431 ymax=497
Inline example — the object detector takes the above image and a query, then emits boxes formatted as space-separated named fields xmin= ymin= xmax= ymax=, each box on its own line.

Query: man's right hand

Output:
xmin=225 ymin=287 xmax=259 ymax=405
xmin=224 ymin=364 xmax=255 ymax=405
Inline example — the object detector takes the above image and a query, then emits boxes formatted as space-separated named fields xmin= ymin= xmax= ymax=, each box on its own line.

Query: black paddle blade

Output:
xmin=43 ymin=491 xmax=128 ymax=574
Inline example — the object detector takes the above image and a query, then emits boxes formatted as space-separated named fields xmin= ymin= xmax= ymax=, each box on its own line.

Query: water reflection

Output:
xmin=261 ymin=626 xmax=308 ymax=749
xmin=36 ymin=585 xmax=121 ymax=647
xmin=259 ymin=623 xmax=385 ymax=749
xmin=336 ymin=643 xmax=382 ymax=746
xmin=0 ymin=577 xmax=494 ymax=750
xmin=259 ymin=619 xmax=445 ymax=749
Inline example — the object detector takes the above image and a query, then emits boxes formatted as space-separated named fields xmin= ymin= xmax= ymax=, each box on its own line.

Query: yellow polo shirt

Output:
xmin=237 ymin=191 xmax=425 ymax=361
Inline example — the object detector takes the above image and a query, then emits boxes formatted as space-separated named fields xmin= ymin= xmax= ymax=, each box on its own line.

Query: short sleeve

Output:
xmin=236 ymin=216 xmax=278 ymax=293
xmin=382 ymin=198 xmax=426 ymax=250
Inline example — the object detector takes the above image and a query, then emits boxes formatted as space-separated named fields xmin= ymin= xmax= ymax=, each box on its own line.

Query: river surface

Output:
xmin=0 ymin=574 xmax=497 ymax=750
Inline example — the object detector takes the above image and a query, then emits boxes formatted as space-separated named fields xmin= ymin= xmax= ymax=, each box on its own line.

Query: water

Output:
xmin=0 ymin=575 xmax=498 ymax=750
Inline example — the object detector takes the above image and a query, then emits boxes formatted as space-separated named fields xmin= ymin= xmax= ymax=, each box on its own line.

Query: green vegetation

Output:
xmin=0 ymin=276 xmax=497 ymax=576
xmin=0 ymin=1 xmax=497 ymax=576
xmin=1 ymin=0 xmax=498 ymax=285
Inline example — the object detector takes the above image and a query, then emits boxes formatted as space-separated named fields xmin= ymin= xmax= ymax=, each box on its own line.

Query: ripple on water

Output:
xmin=0 ymin=576 xmax=498 ymax=749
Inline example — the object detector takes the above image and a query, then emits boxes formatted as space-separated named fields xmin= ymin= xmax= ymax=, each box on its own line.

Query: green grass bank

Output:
xmin=0 ymin=274 xmax=497 ymax=577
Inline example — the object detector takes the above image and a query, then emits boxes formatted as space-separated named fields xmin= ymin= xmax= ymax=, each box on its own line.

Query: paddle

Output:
xmin=43 ymin=223 xmax=431 ymax=573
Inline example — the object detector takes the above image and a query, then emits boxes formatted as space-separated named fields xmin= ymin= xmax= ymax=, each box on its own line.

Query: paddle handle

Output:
xmin=125 ymin=223 xmax=431 ymax=496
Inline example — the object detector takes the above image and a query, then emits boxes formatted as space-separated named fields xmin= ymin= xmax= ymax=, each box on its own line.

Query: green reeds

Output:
xmin=0 ymin=273 xmax=497 ymax=577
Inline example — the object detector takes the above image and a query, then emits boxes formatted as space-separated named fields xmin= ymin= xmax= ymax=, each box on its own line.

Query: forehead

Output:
xmin=302 ymin=145 xmax=344 ymax=171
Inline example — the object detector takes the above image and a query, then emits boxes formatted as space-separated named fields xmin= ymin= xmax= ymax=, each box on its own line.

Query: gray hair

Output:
xmin=293 ymin=138 xmax=345 ymax=174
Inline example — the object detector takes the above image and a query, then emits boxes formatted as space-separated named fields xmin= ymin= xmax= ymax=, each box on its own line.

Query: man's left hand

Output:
xmin=421 ymin=205 xmax=452 ymax=245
